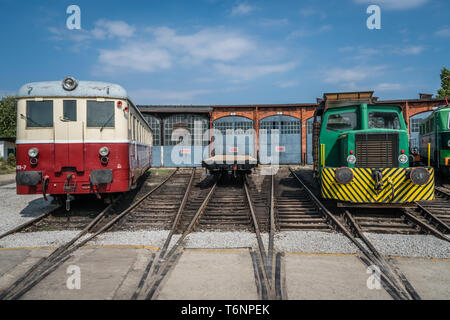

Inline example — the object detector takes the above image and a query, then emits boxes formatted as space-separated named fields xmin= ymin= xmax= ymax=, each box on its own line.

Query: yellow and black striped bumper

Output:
xmin=321 ymin=168 xmax=434 ymax=203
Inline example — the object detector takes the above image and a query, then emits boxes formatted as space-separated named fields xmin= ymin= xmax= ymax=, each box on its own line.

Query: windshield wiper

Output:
xmin=20 ymin=114 xmax=45 ymax=127
xmin=100 ymin=113 xmax=114 ymax=132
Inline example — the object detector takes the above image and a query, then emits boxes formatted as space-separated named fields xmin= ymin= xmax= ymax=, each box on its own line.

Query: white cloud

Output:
xmin=392 ymin=45 xmax=424 ymax=55
xmin=299 ymin=8 xmax=327 ymax=19
xmin=215 ymin=62 xmax=298 ymax=81
xmin=259 ymin=18 xmax=289 ymax=27
xmin=92 ymin=20 xmax=136 ymax=39
xmin=48 ymin=19 xmax=135 ymax=43
xmin=435 ymin=27 xmax=450 ymax=37
xmin=323 ymin=65 xmax=386 ymax=84
xmin=287 ymin=25 xmax=332 ymax=39
xmin=152 ymin=27 xmax=254 ymax=62
xmin=353 ymin=0 xmax=428 ymax=10
xmin=98 ymin=44 xmax=171 ymax=72
xmin=230 ymin=3 xmax=256 ymax=16
xmin=374 ymin=83 xmax=404 ymax=91
xmin=130 ymin=88 xmax=212 ymax=104
xmin=277 ymin=80 xmax=299 ymax=88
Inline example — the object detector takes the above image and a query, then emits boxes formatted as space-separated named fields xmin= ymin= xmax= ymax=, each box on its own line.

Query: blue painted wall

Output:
xmin=259 ymin=115 xmax=301 ymax=164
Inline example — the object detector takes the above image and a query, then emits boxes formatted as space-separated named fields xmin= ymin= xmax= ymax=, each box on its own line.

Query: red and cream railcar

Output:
xmin=15 ymin=77 xmax=152 ymax=208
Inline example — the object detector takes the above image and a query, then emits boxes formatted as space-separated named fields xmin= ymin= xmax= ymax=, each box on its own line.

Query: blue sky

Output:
xmin=0 ymin=0 xmax=449 ymax=104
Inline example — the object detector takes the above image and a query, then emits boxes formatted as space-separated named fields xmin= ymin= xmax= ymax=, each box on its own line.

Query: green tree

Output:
xmin=0 ymin=95 xmax=17 ymax=138
xmin=437 ymin=67 xmax=450 ymax=98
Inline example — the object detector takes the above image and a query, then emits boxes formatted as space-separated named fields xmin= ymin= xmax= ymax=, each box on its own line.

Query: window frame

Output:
xmin=63 ymin=100 xmax=77 ymax=122
xmin=367 ymin=111 xmax=401 ymax=130
xmin=325 ymin=111 xmax=358 ymax=132
xmin=25 ymin=100 xmax=54 ymax=128
xmin=86 ymin=100 xmax=115 ymax=128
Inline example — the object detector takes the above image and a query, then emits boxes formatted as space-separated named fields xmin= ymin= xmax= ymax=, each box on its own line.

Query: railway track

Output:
xmin=0 ymin=169 xmax=180 ymax=300
xmin=132 ymin=171 xmax=284 ymax=300
xmin=288 ymin=167 xmax=428 ymax=300
xmin=274 ymin=167 xmax=332 ymax=232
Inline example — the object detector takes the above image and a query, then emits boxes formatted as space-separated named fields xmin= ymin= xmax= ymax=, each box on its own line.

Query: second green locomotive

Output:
xmin=313 ymin=92 xmax=434 ymax=206
xmin=419 ymin=104 xmax=450 ymax=178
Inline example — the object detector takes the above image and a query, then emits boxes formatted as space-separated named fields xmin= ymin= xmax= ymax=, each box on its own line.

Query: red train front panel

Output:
xmin=16 ymin=142 xmax=133 ymax=195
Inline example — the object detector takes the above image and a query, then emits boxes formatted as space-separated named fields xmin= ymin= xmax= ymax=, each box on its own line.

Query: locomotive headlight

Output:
xmin=347 ymin=155 xmax=356 ymax=164
xmin=28 ymin=148 xmax=39 ymax=158
xmin=398 ymin=154 xmax=408 ymax=164
xmin=409 ymin=167 xmax=430 ymax=186
xmin=335 ymin=167 xmax=354 ymax=184
xmin=99 ymin=146 xmax=110 ymax=157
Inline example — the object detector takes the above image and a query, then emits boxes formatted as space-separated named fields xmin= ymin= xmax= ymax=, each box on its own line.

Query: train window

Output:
xmin=410 ymin=118 xmax=420 ymax=133
xmin=26 ymin=101 xmax=53 ymax=127
xmin=87 ymin=101 xmax=114 ymax=127
xmin=326 ymin=112 xmax=357 ymax=131
xmin=63 ymin=100 xmax=77 ymax=121
xmin=448 ymin=114 xmax=450 ymax=129
xmin=368 ymin=111 xmax=401 ymax=130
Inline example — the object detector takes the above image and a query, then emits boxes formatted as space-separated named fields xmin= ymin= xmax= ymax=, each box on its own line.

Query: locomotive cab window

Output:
xmin=326 ymin=112 xmax=357 ymax=131
xmin=26 ymin=100 xmax=53 ymax=127
xmin=63 ymin=100 xmax=77 ymax=121
xmin=368 ymin=111 xmax=401 ymax=130
xmin=87 ymin=101 xmax=114 ymax=128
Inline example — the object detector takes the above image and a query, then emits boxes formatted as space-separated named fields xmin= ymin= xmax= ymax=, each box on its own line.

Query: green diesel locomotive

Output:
xmin=313 ymin=92 xmax=434 ymax=206
xmin=419 ymin=105 xmax=450 ymax=178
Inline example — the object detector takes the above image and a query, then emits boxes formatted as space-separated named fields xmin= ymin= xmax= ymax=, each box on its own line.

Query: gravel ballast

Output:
xmin=364 ymin=233 xmax=450 ymax=259
xmin=1 ymin=230 xmax=449 ymax=259
xmin=0 ymin=183 xmax=58 ymax=235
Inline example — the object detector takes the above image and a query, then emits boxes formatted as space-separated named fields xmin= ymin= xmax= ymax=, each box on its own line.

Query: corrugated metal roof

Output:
xmin=17 ymin=80 xmax=128 ymax=99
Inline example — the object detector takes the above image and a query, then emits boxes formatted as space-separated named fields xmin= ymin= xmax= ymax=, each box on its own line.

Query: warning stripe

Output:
xmin=321 ymin=168 xmax=435 ymax=204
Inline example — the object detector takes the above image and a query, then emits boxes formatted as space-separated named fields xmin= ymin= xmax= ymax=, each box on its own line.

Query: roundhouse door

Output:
xmin=259 ymin=115 xmax=301 ymax=164
xmin=54 ymin=100 xmax=84 ymax=172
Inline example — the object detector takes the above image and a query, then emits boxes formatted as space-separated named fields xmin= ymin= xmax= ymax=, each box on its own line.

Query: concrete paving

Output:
xmin=284 ymin=253 xmax=392 ymax=300
xmin=0 ymin=246 xmax=448 ymax=300
xmin=157 ymin=249 xmax=258 ymax=300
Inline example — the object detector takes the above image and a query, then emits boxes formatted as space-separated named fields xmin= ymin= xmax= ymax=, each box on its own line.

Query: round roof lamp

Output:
xmin=62 ymin=77 xmax=78 ymax=91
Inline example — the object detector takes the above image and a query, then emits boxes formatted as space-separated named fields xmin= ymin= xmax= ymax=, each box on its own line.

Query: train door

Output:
xmin=144 ymin=114 xmax=162 ymax=167
xmin=306 ymin=117 xmax=314 ymax=164
xmin=259 ymin=115 xmax=301 ymax=164
xmin=213 ymin=116 xmax=255 ymax=158
xmin=54 ymin=99 xmax=85 ymax=172
xmin=410 ymin=111 xmax=432 ymax=152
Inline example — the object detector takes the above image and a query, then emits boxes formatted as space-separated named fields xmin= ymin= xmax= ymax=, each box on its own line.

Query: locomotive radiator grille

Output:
xmin=355 ymin=133 xmax=399 ymax=168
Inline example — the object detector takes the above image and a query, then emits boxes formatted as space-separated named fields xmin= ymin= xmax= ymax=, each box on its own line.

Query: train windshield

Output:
xmin=26 ymin=100 xmax=53 ymax=127
xmin=87 ymin=101 xmax=115 ymax=128
xmin=368 ymin=111 xmax=401 ymax=130
xmin=326 ymin=112 xmax=357 ymax=131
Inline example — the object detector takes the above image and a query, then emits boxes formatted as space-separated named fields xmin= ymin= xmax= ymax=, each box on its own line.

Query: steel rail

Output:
xmin=435 ymin=186 xmax=450 ymax=198
xmin=1 ymin=168 xmax=179 ymax=300
xmin=132 ymin=168 xmax=196 ymax=300
xmin=413 ymin=202 xmax=450 ymax=233
xmin=288 ymin=167 xmax=412 ymax=300
xmin=401 ymin=208 xmax=450 ymax=243
xmin=268 ymin=173 xmax=275 ymax=291
xmin=143 ymin=175 xmax=220 ymax=300
xmin=244 ymin=175 xmax=274 ymax=300
xmin=343 ymin=210 xmax=421 ymax=300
